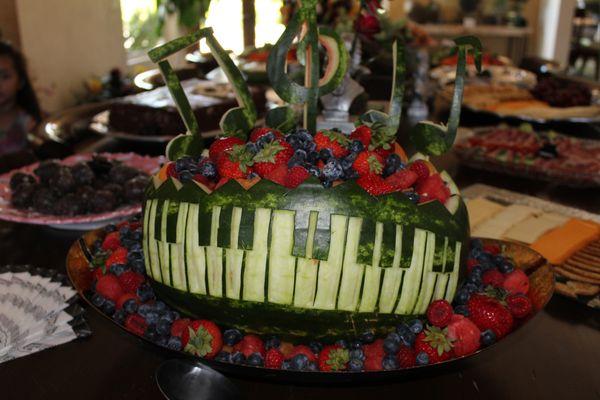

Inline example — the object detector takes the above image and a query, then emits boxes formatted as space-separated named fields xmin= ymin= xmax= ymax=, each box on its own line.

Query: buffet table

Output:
xmin=0 ymin=153 xmax=598 ymax=400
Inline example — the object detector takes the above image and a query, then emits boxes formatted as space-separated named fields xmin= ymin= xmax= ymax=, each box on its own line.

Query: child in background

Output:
xmin=0 ymin=41 xmax=41 ymax=170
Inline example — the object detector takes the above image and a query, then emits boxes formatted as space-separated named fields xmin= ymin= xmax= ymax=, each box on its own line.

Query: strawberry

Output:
xmin=396 ymin=345 xmax=416 ymax=368
xmin=502 ymin=269 xmax=529 ymax=295
xmin=105 ymin=246 xmax=128 ymax=268
xmin=252 ymin=139 xmax=293 ymax=177
xmin=102 ymin=231 xmax=121 ymax=251
xmin=166 ymin=163 xmax=178 ymax=178
xmin=416 ymin=173 xmax=450 ymax=204
xmin=117 ymin=271 xmax=145 ymax=294
xmin=287 ymin=345 xmax=317 ymax=362
xmin=352 ymin=151 xmax=383 ymax=176
xmin=426 ymin=299 xmax=454 ymax=327
xmin=482 ymin=269 xmax=505 ymax=287
xmin=363 ymin=339 xmax=385 ymax=371
xmin=170 ymin=318 xmax=191 ymax=341
xmin=467 ymin=293 xmax=514 ymax=339
xmin=209 ymin=137 xmax=245 ymax=160
xmin=249 ymin=127 xmax=282 ymax=142
xmin=317 ymin=345 xmax=349 ymax=372
xmin=184 ymin=320 xmax=223 ymax=359
xmin=357 ymin=173 xmax=394 ymax=196
xmin=408 ymin=160 xmax=430 ymax=182
xmin=314 ymin=130 xmax=350 ymax=158
xmin=350 ymin=125 xmax=372 ymax=147
xmin=284 ymin=165 xmax=310 ymax=188
xmin=466 ymin=258 xmax=479 ymax=274
xmin=263 ymin=163 xmax=288 ymax=186
xmin=373 ymin=147 xmax=393 ymax=159
xmin=116 ymin=293 xmax=138 ymax=310
xmin=506 ymin=293 xmax=533 ymax=318
xmin=124 ymin=313 xmax=147 ymax=336
xmin=234 ymin=334 xmax=265 ymax=357
xmin=216 ymin=144 xmax=254 ymax=179
xmin=385 ymin=169 xmax=418 ymax=191
xmin=446 ymin=314 xmax=481 ymax=357
xmin=96 ymin=275 xmax=124 ymax=302
xmin=92 ymin=267 xmax=105 ymax=281
xmin=414 ymin=327 xmax=453 ymax=364
xmin=483 ymin=244 xmax=501 ymax=255
xmin=265 ymin=348 xmax=285 ymax=369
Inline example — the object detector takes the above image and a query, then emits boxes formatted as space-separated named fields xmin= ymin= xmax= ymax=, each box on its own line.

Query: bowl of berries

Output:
xmin=66 ymin=219 xmax=554 ymax=384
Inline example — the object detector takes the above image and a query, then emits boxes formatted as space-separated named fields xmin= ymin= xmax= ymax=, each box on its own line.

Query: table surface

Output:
xmin=1 ymin=142 xmax=599 ymax=400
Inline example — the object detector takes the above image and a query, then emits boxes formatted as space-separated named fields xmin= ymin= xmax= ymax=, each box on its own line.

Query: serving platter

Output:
xmin=66 ymin=226 xmax=554 ymax=384
xmin=0 ymin=153 xmax=163 ymax=230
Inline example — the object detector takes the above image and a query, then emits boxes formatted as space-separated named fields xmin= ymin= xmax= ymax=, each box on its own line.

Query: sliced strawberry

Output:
xmin=284 ymin=165 xmax=310 ymax=188
xmin=118 ymin=271 xmax=145 ymax=294
xmin=105 ymin=247 xmax=128 ymax=268
xmin=385 ymin=169 xmax=418 ymax=191
xmin=125 ymin=313 xmax=147 ymax=336
xmin=102 ymin=231 xmax=121 ymax=251
xmin=96 ymin=275 xmax=124 ymax=302
xmin=234 ymin=334 xmax=265 ymax=357
xmin=209 ymin=137 xmax=245 ymax=160
xmin=416 ymin=173 xmax=450 ymax=204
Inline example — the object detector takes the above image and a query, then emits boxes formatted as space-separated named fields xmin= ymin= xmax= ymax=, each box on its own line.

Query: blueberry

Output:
xmin=179 ymin=170 xmax=194 ymax=182
xmin=130 ymin=259 xmax=146 ymax=274
xmin=340 ymin=155 xmax=355 ymax=171
xmin=350 ymin=340 xmax=363 ymax=350
xmin=223 ymin=329 xmax=243 ymax=346
xmin=144 ymin=311 xmax=160 ymax=325
xmin=231 ymin=351 xmax=246 ymax=365
xmin=290 ymin=354 xmax=309 ymax=370
xmin=454 ymin=289 xmax=470 ymax=305
xmin=102 ymin=300 xmax=116 ymax=316
xmin=416 ymin=351 xmax=429 ymax=365
xmin=138 ymin=303 xmax=153 ymax=317
xmin=306 ymin=361 xmax=318 ymax=372
xmin=198 ymin=161 xmax=218 ymax=179
xmin=306 ymin=151 xmax=319 ymax=163
xmin=104 ymin=224 xmax=117 ymax=233
xmin=246 ymin=352 xmax=264 ymax=367
xmin=110 ymin=263 xmax=128 ymax=276
xmin=309 ymin=341 xmax=323 ymax=354
xmin=156 ymin=336 xmax=168 ymax=347
xmin=481 ymin=329 xmax=496 ymax=347
xmin=214 ymin=351 xmax=231 ymax=362
xmin=156 ymin=318 xmax=172 ymax=336
xmin=293 ymin=148 xmax=307 ymax=160
xmin=360 ymin=330 xmax=375 ymax=344
xmin=123 ymin=298 xmax=138 ymax=314
xmin=130 ymin=231 xmax=142 ymax=242
xmin=91 ymin=293 xmax=106 ymax=308
xmin=493 ymin=254 xmax=505 ymax=266
xmin=348 ymin=358 xmax=364 ymax=372
xmin=295 ymin=129 xmax=313 ymax=143
xmin=245 ymin=142 xmax=259 ymax=155
xmin=471 ymin=239 xmax=483 ymax=249
xmin=476 ymin=252 xmax=493 ymax=267
xmin=154 ymin=301 xmax=167 ymax=312
xmin=349 ymin=140 xmax=364 ymax=153
xmin=119 ymin=225 xmax=131 ymax=237
xmin=408 ymin=319 xmax=424 ymax=334
xmin=467 ymin=274 xmax=482 ymax=286
xmin=265 ymin=336 xmax=281 ymax=350
xmin=112 ymin=309 xmax=127 ymax=324
xmin=383 ymin=337 xmax=400 ymax=354
xmin=454 ymin=305 xmax=470 ymax=316
xmin=306 ymin=164 xmax=320 ymax=177
xmin=335 ymin=339 xmax=348 ymax=349
xmin=319 ymin=148 xmax=333 ymax=161
xmin=349 ymin=348 xmax=365 ymax=361
xmin=127 ymin=250 xmax=143 ymax=263
xmin=398 ymin=331 xmax=415 ymax=347
xmin=470 ymin=265 xmax=484 ymax=279
xmin=469 ymin=247 xmax=482 ymax=259
xmin=281 ymin=360 xmax=292 ymax=370
xmin=383 ymin=154 xmax=402 ymax=177
xmin=137 ymin=283 xmax=155 ymax=302
xmin=382 ymin=354 xmax=399 ymax=370
xmin=406 ymin=192 xmax=420 ymax=203
xmin=305 ymin=141 xmax=317 ymax=152
xmin=498 ymin=260 xmax=515 ymax=274
xmin=263 ymin=132 xmax=276 ymax=143
xmin=342 ymin=168 xmax=359 ymax=180
xmin=175 ymin=156 xmax=196 ymax=173
xmin=322 ymin=159 xmax=343 ymax=181
xmin=144 ymin=325 xmax=159 ymax=342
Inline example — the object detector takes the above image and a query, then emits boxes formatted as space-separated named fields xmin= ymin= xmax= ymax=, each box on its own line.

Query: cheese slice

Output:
xmin=465 ymin=197 xmax=505 ymax=230
xmin=472 ymin=204 xmax=539 ymax=239
xmin=531 ymin=219 xmax=600 ymax=264
xmin=503 ymin=212 xmax=569 ymax=244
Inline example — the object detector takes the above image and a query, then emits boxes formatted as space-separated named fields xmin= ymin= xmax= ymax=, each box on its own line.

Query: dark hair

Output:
xmin=0 ymin=41 xmax=42 ymax=123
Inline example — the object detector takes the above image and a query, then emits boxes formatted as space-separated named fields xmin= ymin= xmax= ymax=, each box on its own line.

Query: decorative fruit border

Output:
xmin=66 ymin=220 xmax=554 ymax=383
xmin=0 ymin=153 xmax=164 ymax=225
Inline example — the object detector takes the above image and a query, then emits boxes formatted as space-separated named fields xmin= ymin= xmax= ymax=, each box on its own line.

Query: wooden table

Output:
xmin=1 ymin=153 xmax=599 ymax=399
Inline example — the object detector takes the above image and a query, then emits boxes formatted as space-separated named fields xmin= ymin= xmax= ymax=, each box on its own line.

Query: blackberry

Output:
xmin=322 ymin=159 xmax=343 ymax=181
xmin=70 ymin=163 xmax=95 ymax=186
xmin=123 ymin=176 xmax=149 ymax=202
xmin=103 ymin=183 xmax=124 ymax=202
xmin=11 ymin=183 xmax=36 ymax=209
xmin=53 ymin=194 xmax=85 ymax=216
xmin=34 ymin=160 xmax=61 ymax=183
xmin=49 ymin=166 xmax=75 ymax=194
xmin=32 ymin=187 xmax=57 ymax=214
xmin=109 ymin=165 xmax=140 ymax=184
xmin=319 ymin=148 xmax=333 ymax=162
xmin=89 ymin=190 xmax=117 ymax=213
xmin=198 ymin=160 xmax=218 ymax=180
xmin=9 ymin=172 xmax=36 ymax=191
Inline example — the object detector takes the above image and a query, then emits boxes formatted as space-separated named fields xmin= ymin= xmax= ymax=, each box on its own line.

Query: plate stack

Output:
xmin=0 ymin=265 xmax=90 ymax=363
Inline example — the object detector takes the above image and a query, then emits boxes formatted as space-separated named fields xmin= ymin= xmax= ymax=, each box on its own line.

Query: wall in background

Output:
xmin=15 ymin=0 xmax=127 ymax=112
xmin=0 ymin=0 xmax=21 ymax=46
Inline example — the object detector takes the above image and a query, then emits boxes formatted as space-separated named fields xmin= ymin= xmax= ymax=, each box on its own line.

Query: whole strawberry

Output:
xmin=446 ymin=314 xmax=481 ymax=357
xmin=183 ymin=320 xmax=223 ymax=359
xmin=414 ymin=327 xmax=453 ymax=364
xmin=216 ymin=144 xmax=254 ymax=179
xmin=252 ymin=139 xmax=293 ymax=177
xmin=284 ymin=165 xmax=310 ymax=188
xmin=506 ymin=293 xmax=533 ymax=318
xmin=96 ymin=275 xmax=124 ymax=302
xmin=314 ymin=130 xmax=350 ymax=158
xmin=467 ymin=293 xmax=514 ymax=339
xmin=357 ymin=173 xmax=394 ymax=196
xmin=350 ymin=125 xmax=372 ymax=147
xmin=502 ymin=269 xmax=530 ymax=295
xmin=426 ymin=299 xmax=454 ymax=327
xmin=209 ymin=137 xmax=245 ymax=160
xmin=352 ymin=151 xmax=383 ymax=176
xmin=249 ymin=127 xmax=282 ymax=142
xmin=318 ymin=345 xmax=349 ymax=372
xmin=482 ymin=269 xmax=505 ymax=288
xmin=234 ymin=334 xmax=265 ymax=357
xmin=396 ymin=345 xmax=416 ymax=368
xmin=265 ymin=348 xmax=285 ymax=369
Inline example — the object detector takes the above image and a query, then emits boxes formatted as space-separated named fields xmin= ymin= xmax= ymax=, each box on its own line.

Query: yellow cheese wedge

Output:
xmin=531 ymin=219 xmax=600 ymax=264
xmin=503 ymin=212 xmax=569 ymax=244
xmin=472 ymin=204 xmax=539 ymax=239
xmin=465 ymin=197 xmax=505 ymax=230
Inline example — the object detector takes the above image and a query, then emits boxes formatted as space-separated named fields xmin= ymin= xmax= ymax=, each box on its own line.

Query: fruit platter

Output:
xmin=66 ymin=219 xmax=553 ymax=383
xmin=455 ymin=125 xmax=600 ymax=187
xmin=0 ymin=153 xmax=162 ymax=230
xmin=64 ymin=0 xmax=554 ymax=384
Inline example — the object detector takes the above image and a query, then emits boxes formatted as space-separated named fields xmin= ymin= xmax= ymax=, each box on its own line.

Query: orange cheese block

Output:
xmin=531 ymin=219 xmax=600 ymax=264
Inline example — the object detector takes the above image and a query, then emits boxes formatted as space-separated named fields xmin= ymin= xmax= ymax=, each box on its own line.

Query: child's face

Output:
xmin=0 ymin=55 xmax=20 ymax=108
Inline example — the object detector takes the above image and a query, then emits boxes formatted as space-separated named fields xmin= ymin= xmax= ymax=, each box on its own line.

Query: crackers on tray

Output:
xmin=554 ymin=239 xmax=600 ymax=307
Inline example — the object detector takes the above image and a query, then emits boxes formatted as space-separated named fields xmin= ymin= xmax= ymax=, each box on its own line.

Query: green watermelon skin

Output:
xmin=142 ymin=176 xmax=469 ymax=338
